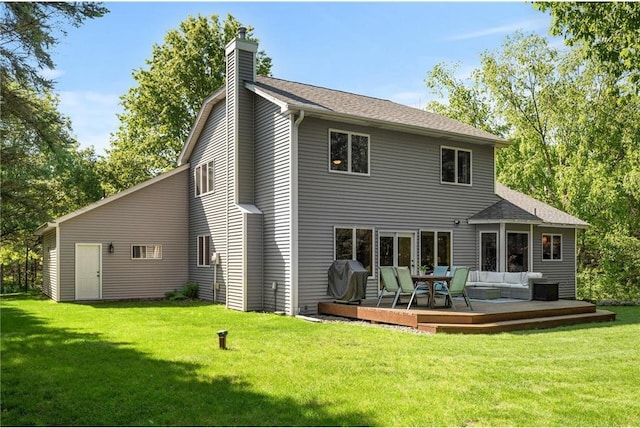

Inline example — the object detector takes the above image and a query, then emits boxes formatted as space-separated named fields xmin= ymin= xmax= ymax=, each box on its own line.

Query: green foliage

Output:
xmin=165 ymin=281 xmax=199 ymax=300
xmin=424 ymin=32 xmax=640 ymax=299
xmin=0 ymin=2 xmax=107 ymax=284
xmin=0 ymin=2 xmax=108 ymax=91
xmin=535 ymin=1 xmax=640 ymax=90
xmin=2 ymin=297 xmax=640 ymax=426
xmin=103 ymin=14 xmax=273 ymax=194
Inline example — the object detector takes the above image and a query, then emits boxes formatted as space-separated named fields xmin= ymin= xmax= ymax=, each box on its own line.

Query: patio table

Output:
xmin=411 ymin=275 xmax=452 ymax=308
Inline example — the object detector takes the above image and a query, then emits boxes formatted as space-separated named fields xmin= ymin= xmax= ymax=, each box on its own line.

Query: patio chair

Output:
xmin=432 ymin=265 xmax=449 ymax=292
xmin=435 ymin=266 xmax=473 ymax=311
xmin=377 ymin=266 xmax=402 ymax=308
xmin=396 ymin=266 xmax=430 ymax=310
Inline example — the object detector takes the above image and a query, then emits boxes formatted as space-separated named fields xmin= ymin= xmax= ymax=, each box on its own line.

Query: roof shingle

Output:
xmin=252 ymin=76 xmax=508 ymax=145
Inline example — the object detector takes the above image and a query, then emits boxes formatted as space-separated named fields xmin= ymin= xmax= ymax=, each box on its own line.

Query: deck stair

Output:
xmin=317 ymin=299 xmax=616 ymax=334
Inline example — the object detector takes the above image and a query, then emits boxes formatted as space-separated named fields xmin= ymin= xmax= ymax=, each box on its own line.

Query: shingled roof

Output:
xmin=469 ymin=184 xmax=589 ymax=228
xmin=250 ymin=76 xmax=509 ymax=146
xmin=469 ymin=199 xmax=542 ymax=224
xmin=496 ymin=184 xmax=589 ymax=228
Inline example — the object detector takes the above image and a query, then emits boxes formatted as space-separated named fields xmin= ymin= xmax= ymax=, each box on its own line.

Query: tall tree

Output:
xmin=0 ymin=2 xmax=107 ymax=287
xmin=103 ymin=13 xmax=273 ymax=193
xmin=535 ymin=2 xmax=640 ymax=91
xmin=425 ymin=32 xmax=640 ymax=300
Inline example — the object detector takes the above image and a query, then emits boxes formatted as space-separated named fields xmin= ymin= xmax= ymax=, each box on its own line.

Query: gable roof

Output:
xmin=35 ymin=164 xmax=190 ymax=235
xmin=179 ymin=75 xmax=509 ymax=164
xmin=469 ymin=184 xmax=589 ymax=228
xmin=250 ymin=76 xmax=508 ymax=146
xmin=469 ymin=199 xmax=542 ymax=224
xmin=496 ymin=183 xmax=589 ymax=229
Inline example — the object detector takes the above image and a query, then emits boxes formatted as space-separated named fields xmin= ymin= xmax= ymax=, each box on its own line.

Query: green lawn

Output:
xmin=1 ymin=294 xmax=639 ymax=426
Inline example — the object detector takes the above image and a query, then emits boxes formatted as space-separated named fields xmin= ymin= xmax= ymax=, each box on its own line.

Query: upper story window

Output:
xmin=131 ymin=245 xmax=162 ymax=260
xmin=441 ymin=146 xmax=472 ymax=185
xmin=542 ymin=234 xmax=562 ymax=261
xmin=329 ymin=130 xmax=369 ymax=175
xmin=195 ymin=160 xmax=214 ymax=196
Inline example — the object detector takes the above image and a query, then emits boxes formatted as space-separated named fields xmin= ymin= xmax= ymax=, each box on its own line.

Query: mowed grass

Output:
xmin=1 ymin=294 xmax=639 ymax=426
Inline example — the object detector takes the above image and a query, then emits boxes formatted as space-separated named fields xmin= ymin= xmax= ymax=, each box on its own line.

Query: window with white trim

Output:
xmin=197 ymin=235 xmax=211 ymax=267
xmin=195 ymin=161 xmax=214 ymax=196
xmin=480 ymin=232 xmax=498 ymax=271
xmin=329 ymin=130 xmax=369 ymax=175
xmin=441 ymin=146 xmax=471 ymax=185
xmin=507 ymin=232 xmax=529 ymax=272
xmin=131 ymin=245 xmax=162 ymax=260
xmin=334 ymin=227 xmax=373 ymax=276
xmin=420 ymin=230 xmax=452 ymax=270
xmin=542 ymin=234 xmax=562 ymax=260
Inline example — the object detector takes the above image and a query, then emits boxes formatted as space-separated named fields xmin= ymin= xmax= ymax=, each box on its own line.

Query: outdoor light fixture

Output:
xmin=453 ymin=220 xmax=461 ymax=225
xmin=109 ymin=242 xmax=114 ymax=253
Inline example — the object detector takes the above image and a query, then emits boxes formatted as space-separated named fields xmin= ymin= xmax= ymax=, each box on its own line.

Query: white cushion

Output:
xmin=504 ymin=272 xmax=523 ymax=284
xmin=486 ymin=271 xmax=504 ymax=283
xmin=527 ymin=272 xmax=544 ymax=279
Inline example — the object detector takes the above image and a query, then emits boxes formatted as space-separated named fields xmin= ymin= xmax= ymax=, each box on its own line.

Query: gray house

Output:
xmin=37 ymin=31 xmax=587 ymax=313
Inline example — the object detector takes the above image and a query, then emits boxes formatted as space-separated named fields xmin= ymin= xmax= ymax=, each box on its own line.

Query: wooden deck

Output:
xmin=317 ymin=297 xmax=616 ymax=334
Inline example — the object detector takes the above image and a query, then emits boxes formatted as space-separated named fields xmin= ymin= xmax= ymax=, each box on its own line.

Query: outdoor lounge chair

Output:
xmin=377 ymin=266 xmax=402 ymax=308
xmin=435 ymin=266 xmax=473 ymax=311
xmin=396 ymin=266 xmax=430 ymax=310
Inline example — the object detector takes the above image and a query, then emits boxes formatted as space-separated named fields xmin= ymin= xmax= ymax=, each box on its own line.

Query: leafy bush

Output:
xmin=165 ymin=282 xmax=199 ymax=301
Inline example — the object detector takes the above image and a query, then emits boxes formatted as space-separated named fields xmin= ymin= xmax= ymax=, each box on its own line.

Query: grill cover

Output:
xmin=327 ymin=260 xmax=368 ymax=302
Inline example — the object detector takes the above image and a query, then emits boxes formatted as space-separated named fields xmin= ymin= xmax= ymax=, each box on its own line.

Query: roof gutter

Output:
xmin=281 ymin=106 xmax=509 ymax=147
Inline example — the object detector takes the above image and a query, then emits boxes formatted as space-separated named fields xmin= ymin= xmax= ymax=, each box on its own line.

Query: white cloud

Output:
xmin=58 ymin=91 xmax=121 ymax=156
xmin=39 ymin=68 xmax=65 ymax=80
xmin=447 ymin=17 xmax=550 ymax=41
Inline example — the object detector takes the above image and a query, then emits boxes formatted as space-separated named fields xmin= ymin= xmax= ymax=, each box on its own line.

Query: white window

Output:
xmin=329 ymin=130 xmax=370 ymax=175
xmin=441 ymin=146 xmax=472 ymax=185
xmin=542 ymin=234 xmax=562 ymax=261
xmin=195 ymin=160 xmax=214 ymax=196
xmin=420 ymin=230 xmax=452 ymax=270
xmin=197 ymin=235 xmax=211 ymax=267
xmin=131 ymin=245 xmax=162 ymax=260
xmin=507 ymin=232 xmax=529 ymax=272
xmin=334 ymin=227 xmax=373 ymax=276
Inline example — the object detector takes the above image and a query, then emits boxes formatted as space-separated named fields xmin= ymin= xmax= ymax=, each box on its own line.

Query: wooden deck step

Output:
xmin=417 ymin=309 xmax=616 ymax=334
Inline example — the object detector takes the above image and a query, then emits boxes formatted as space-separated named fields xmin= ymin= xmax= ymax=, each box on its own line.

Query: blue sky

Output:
xmin=49 ymin=1 xmax=556 ymax=155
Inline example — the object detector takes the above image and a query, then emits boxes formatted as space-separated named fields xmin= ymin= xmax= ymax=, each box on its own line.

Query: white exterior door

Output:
xmin=75 ymin=243 xmax=101 ymax=300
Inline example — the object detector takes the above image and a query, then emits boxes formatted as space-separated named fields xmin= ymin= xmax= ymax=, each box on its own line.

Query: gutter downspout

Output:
xmin=290 ymin=110 xmax=305 ymax=315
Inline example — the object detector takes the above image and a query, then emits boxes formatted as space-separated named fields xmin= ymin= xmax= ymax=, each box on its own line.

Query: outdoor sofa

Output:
xmin=465 ymin=271 xmax=544 ymax=299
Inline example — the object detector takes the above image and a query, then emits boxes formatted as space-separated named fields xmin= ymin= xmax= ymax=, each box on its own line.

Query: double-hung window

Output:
xmin=329 ymin=130 xmax=369 ymax=175
xmin=197 ymin=235 xmax=211 ymax=267
xmin=542 ymin=234 xmax=562 ymax=260
xmin=131 ymin=245 xmax=162 ymax=260
xmin=334 ymin=227 xmax=373 ymax=276
xmin=441 ymin=146 xmax=472 ymax=185
xmin=195 ymin=160 xmax=214 ymax=196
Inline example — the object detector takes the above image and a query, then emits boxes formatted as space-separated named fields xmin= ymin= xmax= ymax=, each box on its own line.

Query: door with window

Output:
xmin=379 ymin=232 xmax=416 ymax=272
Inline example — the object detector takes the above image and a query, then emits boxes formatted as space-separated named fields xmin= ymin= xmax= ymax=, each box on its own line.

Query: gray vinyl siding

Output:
xmin=237 ymin=50 xmax=255 ymax=205
xmin=42 ymin=229 xmax=57 ymax=301
xmin=296 ymin=118 xmax=499 ymax=314
xmin=245 ymin=212 xmax=263 ymax=310
xmin=57 ymin=169 xmax=189 ymax=301
xmin=225 ymin=48 xmax=248 ymax=311
xmin=188 ymin=101 xmax=228 ymax=301
xmin=254 ymin=97 xmax=292 ymax=312
xmin=533 ymin=227 xmax=577 ymax=298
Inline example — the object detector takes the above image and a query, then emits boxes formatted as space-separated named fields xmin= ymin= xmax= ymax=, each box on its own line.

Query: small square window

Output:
xmin=441 ymin=147 xmax=472 ymax=185
xmin=131 ymin=245 xmax=162 ymax=260
xmin=542 ymin=234 xmax=562 ymax=260
xmin=329 ymin=130 xmax=369 ymax=175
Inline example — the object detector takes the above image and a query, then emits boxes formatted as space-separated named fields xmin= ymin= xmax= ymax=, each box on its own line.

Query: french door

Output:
xmin=379 ymin=232 xmax=416 ymax=272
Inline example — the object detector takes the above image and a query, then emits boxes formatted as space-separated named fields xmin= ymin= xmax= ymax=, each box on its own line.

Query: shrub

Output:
xmin=165 ymin=282 xmax=199 ymax=301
